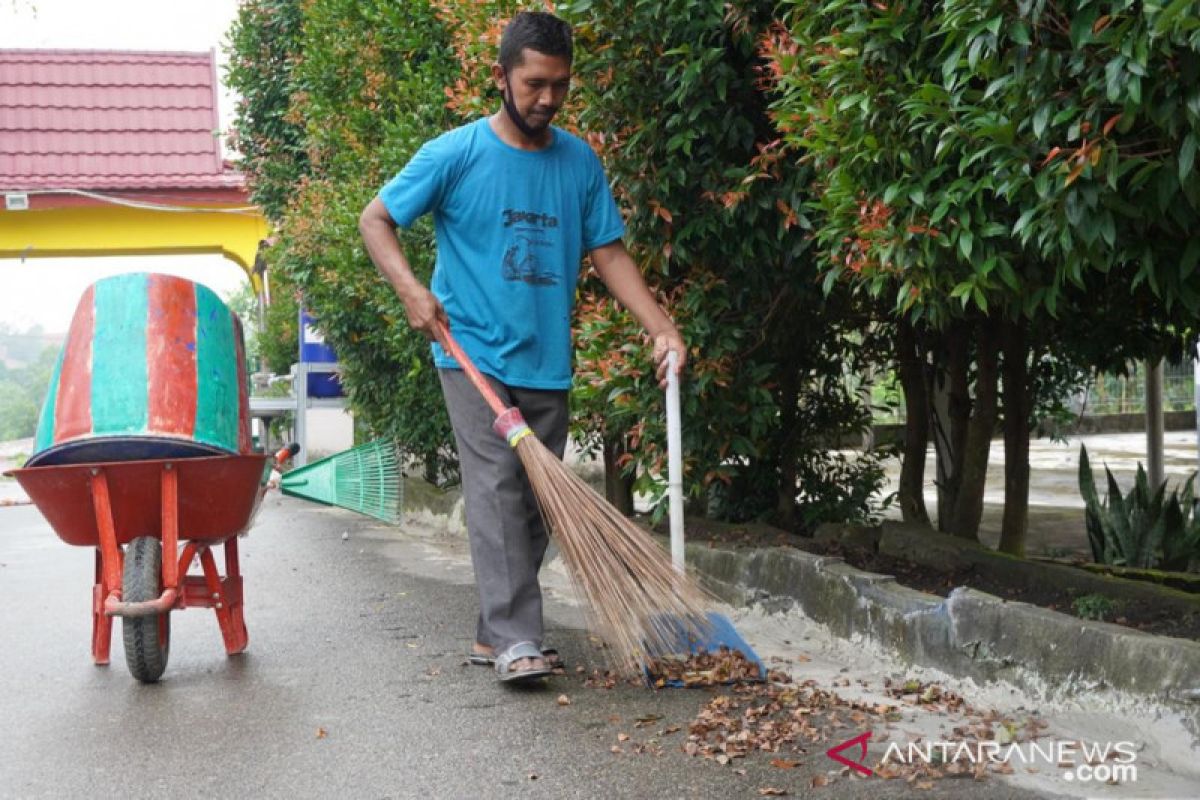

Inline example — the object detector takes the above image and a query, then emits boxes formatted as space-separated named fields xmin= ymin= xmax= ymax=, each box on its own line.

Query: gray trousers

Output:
xmin=438 ymin=368 xmax=568 ymax=654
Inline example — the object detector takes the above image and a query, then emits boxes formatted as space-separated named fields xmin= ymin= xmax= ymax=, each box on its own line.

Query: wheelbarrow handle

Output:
xmin=273 ymin=442 xmax=300 ymax=469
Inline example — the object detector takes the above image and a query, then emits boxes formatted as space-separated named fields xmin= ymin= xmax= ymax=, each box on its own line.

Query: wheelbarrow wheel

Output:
xmin=122 ymin=536 xmax=170 ymax=683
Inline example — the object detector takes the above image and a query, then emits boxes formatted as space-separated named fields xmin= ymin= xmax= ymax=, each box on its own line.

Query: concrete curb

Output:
xmin=400 ymin=474 xmax=1200 ymax=720
xmin=686 ymin=540 xmax=1200 ymax=717
xmin=401 ymin=476 xmax=466 ymax=537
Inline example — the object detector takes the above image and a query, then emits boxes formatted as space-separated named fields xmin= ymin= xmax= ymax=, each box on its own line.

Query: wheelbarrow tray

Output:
xmin=8 ymin=454 xmax=271 ymax=547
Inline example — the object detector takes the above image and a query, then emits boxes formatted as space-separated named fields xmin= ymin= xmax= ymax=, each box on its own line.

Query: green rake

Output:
xmin=281 ymin=439 xmax=404 ymax=524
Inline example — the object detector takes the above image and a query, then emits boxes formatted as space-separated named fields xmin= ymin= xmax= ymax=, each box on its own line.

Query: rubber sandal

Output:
xmin=469 ymin=647 xmax=563 ymax=670
xmin=494 ymin=641 xmax=552 ymax=683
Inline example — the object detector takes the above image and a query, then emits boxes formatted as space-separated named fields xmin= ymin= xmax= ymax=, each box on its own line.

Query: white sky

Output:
xmin=0 ymin=0 xmax=249 ymax=333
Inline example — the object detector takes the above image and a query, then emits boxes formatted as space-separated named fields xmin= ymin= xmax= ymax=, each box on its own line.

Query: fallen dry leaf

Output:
xmin=618 ymin=733 xmax=631 ymax=742
xmin=758 ymin=788 xmax=788 ymax=796
xmin=770 ymin=759 xmax=800 ymax=769
xmin=556 ymin=694 xmax=571 ymax=706
xmin=610 ymin=745 xmax=623 ymax=754
xmin=315 ymin=727 xmax=327 ymax=739
xmin=810 ymin=774 xmax=829 ymax=788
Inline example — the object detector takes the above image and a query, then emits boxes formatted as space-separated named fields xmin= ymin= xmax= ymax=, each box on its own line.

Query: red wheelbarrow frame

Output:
xmin=8 ymin=454 xmax=274 ymax=665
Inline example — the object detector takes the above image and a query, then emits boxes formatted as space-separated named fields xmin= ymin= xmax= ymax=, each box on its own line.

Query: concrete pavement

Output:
xmin=1 ymin=495 xmax=1053 ymax=800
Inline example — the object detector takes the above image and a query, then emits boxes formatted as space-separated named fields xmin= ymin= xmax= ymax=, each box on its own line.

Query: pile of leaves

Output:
xmin=645 ymin=646 xmax=765 ymax=688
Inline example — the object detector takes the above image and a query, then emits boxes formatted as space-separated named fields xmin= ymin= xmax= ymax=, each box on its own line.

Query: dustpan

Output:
xmin=281 ymin=439 xmax=403 ymax=524
xmin=651 ymin=351 xmax=765 ymax=686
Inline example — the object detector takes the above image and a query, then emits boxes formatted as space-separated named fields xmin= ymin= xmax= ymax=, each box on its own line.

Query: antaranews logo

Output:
xmin=826 ymin=732 xmax=1139 ymax=784
xmin=825 ymin=732 xmax=873 ymax=776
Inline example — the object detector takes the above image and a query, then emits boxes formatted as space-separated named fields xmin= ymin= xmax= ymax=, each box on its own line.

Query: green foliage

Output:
xmin=0 ymin=382 xmax=37 ymax=441
xmin=227 ymin=0 xmax=462 ymax=483
xmin=793 ymin=448 xmax=895 ymax=532
xmin=1 ymin=350 xmax=54 ymax=440
xmin=223 ymin=281 xmax=262 ymax=368
xmin=1079 ymin=444 xmax=1200 ymax=571
xmin=561 ymin=0 xmax=887 ymax=525
xmin=0 ymin=340 xmax=57 ymax=442
xmin=259 ymin=272 xmax=299 ymax=376
xmin=225 ymin=0 xmax=309 ymax=220
xmin=771 ymin=0 xmax=1200 ymax=325
xmin=1072 ymin=592 xmax=1120 ymax=621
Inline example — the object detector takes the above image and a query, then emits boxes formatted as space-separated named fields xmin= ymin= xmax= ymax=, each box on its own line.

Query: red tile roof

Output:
xmin=0 ymin=49 xmax=244 ymax=192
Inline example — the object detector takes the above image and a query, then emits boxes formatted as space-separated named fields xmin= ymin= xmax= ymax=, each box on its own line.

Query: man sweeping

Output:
xmin=359 ymin=11 xmax=685 ymax=683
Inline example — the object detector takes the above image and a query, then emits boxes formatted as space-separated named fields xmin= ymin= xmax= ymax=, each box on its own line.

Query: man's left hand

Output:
xmin=652 ymin=328 xmax=687 ymax=389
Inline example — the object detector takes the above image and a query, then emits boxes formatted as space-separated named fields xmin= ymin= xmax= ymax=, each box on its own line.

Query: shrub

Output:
xmin=1072 ymin=593 xmax=1120 ymax=622
xmin=1079 ymin=445 xmax=1200 ymax=572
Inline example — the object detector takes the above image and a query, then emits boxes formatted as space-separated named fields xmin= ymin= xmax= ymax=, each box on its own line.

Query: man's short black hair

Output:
xmin=498 ymin=11 xmax=573 ymax=71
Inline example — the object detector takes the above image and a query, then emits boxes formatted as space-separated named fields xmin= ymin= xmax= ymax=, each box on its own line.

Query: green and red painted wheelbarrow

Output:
xmin=5 ymin=273 xmax=293 ymax=682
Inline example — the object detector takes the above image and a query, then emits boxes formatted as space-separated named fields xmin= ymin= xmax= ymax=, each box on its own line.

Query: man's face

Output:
xmin=498 ymin=49 xmax=571 ymax=134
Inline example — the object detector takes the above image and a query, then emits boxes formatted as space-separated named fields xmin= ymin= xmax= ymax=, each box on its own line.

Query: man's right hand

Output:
xmin=398 ymin=284 xmax=447 ymax=340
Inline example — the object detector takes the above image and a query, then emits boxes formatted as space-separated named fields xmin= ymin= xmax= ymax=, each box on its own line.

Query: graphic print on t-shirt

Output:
xmin=501 ymin=208 xmax=559 ymax=286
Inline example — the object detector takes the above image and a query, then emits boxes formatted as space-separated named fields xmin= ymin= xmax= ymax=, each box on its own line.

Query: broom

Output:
xmin=281 ymin=439 xmax=404 ymax=525
xmin=435 ymin=320 xmax=714 ymax=675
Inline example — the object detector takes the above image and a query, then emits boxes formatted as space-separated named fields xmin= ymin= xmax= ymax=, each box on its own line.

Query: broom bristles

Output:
xmin=514 ymin=435 xmax=714 ymax=676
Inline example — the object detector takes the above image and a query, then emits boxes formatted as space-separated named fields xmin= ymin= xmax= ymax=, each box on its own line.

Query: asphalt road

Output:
xmin=0 ymin=494 xmax=1050 ymax=800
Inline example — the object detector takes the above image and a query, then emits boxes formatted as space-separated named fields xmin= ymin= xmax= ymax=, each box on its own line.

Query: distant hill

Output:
xmin=0 ymin=329 xmax=63 ymax=369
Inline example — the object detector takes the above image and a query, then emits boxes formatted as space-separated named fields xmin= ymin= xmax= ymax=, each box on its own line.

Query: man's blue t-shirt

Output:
xmin=378 ymin=118 xmax=625 ymax=389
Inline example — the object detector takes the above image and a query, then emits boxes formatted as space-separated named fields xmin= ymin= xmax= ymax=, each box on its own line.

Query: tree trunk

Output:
xmin=774 ymin=367 xmax=800 ymax=529
xmin=931 ymin=325 xmax=971 ymax=531
xmin=949 ymin=319 xmax=1000 ymax=539
xmin=896 ymin=321 xmax=930 ymax=523
xmin=603 ymin=436 xmax=635 ymax=515
xmin=999 ymin=319 xmax=1031 ymax=556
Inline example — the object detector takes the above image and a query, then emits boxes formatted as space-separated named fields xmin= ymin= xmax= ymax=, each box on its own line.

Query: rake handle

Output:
xmin=434 ymin=320 xmax=509 ymax=419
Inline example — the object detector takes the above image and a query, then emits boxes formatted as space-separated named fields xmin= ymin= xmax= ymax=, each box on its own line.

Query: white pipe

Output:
xmin=666 ymin=350 xmax=685 ymax=573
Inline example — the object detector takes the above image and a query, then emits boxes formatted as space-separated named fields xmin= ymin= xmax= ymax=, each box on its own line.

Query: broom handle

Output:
xmin=433 ymin=320 xmax=509 ymax=418
xmin=666 ymin=350 xmax=685 ymax=573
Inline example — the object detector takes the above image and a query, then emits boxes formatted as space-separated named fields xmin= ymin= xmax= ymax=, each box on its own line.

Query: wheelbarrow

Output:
xmin=8 ymin=450 xmax=292 ymax=681
xmin=5 ymin=272 xmax=294 ymax=682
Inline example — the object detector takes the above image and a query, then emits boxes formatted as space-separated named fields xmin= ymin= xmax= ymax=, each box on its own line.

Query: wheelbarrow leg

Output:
xmin=198 ymin=546 xmax=247 ymax=655
xmin=224 ymin=536 xmax=249 ymax=652
xmin=91 ymin=550 xmax=112 ymax=666
xmin=89 ymin=470 xmax=123 ymax=666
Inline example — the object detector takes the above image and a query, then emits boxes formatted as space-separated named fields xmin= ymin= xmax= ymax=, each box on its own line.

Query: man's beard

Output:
xmin=502 ymin=71 xmax=554 ymax=138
